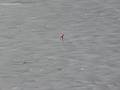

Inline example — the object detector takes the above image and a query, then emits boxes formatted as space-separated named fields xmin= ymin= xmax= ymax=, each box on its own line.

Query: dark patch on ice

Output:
xmin=10 ymin=0 xmax=37 ymax=4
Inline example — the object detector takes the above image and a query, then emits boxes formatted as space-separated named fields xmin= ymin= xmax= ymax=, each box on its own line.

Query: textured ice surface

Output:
xmin=0 ymin=0 xmax=120 ymax=90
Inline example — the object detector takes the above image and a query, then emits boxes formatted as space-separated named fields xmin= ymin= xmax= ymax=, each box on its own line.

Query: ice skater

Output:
xmin=60 ymin=32 xmax=64 ymax=41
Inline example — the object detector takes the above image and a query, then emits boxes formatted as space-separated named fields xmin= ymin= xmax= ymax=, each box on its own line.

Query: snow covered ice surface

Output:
xmin=0 ymin=0 xmax=120 ymax=90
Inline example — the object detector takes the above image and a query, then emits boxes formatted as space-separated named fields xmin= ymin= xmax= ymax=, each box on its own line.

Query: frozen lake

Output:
xmin=0 ymin=0 xmax=120 ymax=90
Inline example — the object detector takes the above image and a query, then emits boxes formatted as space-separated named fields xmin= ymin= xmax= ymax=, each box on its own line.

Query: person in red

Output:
xmin=60 ymin=32 xmax=64 ymax=41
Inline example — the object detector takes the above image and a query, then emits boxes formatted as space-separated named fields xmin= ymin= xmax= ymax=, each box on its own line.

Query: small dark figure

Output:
xmin=60 ymin=32 xmax=64 ymax=41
